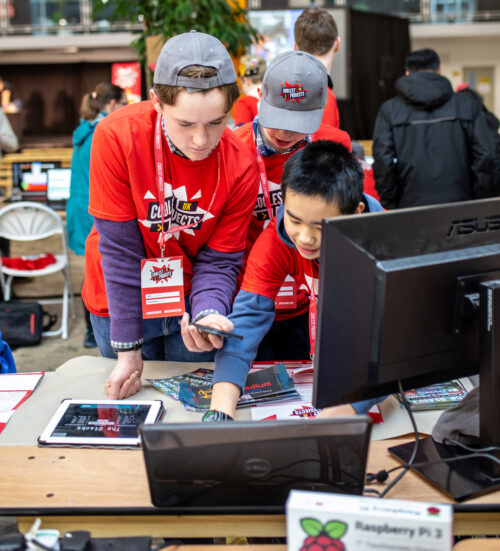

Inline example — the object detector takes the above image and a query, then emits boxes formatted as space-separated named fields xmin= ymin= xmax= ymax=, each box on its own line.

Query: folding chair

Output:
xmin=0 ymin=202 xmax=75 ymax=339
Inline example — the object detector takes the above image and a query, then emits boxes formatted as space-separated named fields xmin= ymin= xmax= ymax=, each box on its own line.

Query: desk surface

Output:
xmin=1 ymin=439 xmax=500 ymax=537
xmin=1 ymin=357 xmax=498 ymax=538
xmin=0 ymin=356 xmax=446 ymax=446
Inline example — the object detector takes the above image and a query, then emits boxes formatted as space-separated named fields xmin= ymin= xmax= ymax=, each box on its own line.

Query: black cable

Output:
xmin=376 ymin=381 xmax=420 ymax=498
xmin=444 ymin=437 xmax=500 ymax=454
xmin=367 ymin=445 xmax=500 ymax=487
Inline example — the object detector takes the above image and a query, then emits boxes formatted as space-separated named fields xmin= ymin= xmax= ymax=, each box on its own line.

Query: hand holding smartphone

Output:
xmin=189 ymin=322 xmax=243 ymax=340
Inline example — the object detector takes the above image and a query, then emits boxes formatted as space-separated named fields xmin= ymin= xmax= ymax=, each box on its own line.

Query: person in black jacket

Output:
xmin=456 ymin=84 xmax=500 ymax=193
xmin=372 ymin=48 xmax=495 ymax=209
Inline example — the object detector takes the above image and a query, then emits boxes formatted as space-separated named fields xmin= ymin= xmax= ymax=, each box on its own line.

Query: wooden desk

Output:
xmin=0 ymin=439 xmax=499 ymax=538
xmin=0 ymin=358 xmax=498 ymax=538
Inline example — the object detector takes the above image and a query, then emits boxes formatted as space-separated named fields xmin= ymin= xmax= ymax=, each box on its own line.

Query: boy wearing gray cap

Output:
xmin=82 ymin=31 xmax=259 ymax=400
xmin=234 ymin=50 xmax=351 ymax=362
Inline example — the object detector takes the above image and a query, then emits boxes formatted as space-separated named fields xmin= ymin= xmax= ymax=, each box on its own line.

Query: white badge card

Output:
xmin=141 ymin=256 xmax=185 ymax=319
xmin=275 ymin=274 xmax=298 ymax=310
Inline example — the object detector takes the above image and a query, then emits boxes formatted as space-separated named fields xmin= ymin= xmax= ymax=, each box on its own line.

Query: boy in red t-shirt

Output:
xmin=82 ymin=31 xmax=259 ymax=400
xmin=294 ymin=7 xmax=342 ymax=129
xmin=190 ymin=141 xmax=383 ymax=421
xmin=231 ymin=50 xmax=351 ymax=362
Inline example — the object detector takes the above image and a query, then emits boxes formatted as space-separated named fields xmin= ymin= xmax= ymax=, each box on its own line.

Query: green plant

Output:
xmin=93 ymin=0 xmax=259 ymax=87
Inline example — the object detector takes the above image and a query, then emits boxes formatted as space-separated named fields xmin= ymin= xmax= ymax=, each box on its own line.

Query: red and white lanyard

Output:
xmin=308 ymin=263 xmax=319 ymax=357
xmin=254 ymin=136 xmax=274 ymax=221
xmin=153 ymin=113 xmax=220 ymax=256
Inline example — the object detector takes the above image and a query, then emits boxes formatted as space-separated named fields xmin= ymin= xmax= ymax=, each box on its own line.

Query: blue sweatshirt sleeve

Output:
xmin=213 ymin=289 xmax=275 ymax=391
xmin=351 ymin=396 xmax=386 ymax=414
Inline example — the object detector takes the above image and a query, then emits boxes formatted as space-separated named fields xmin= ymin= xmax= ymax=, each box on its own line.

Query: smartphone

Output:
xmin=190 ymin=322 xmax=243 ymax=340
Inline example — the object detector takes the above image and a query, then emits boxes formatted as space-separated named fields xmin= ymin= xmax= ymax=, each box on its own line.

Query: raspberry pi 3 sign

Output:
xmin=286 ymin=491 xmax=452 ymax=551
xmin=299 ymin=519 xmax=347 ymax=551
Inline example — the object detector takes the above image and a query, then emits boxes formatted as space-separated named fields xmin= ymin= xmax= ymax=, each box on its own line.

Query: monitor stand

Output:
xmin=389 ymin=279 xmax=500 ymax=502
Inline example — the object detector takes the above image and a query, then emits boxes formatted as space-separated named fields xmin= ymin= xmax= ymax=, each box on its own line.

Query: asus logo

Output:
xmin=447 ymin=215 xmax=500 ymax=238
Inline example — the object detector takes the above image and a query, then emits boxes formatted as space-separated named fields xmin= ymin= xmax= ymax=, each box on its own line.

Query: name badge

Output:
xmin=275 ymin=275 xmax=298 ymax=310
xmin=141 ymin=256 xmax=185 ymax=319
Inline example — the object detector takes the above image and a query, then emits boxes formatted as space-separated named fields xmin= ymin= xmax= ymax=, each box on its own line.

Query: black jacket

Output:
xmin=372 ymin=71 xmax=495 ymax=209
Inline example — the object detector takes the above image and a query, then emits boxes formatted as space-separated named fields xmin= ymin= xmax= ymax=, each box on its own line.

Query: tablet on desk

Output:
xmin=38 ymin=399 xmax=164 ymax=448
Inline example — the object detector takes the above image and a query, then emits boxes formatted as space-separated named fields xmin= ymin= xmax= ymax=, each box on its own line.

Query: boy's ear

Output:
xmin=333 ymin=37 xmax=341 ymax=53
xmin=150 ymin=88 xmax=163 ymax=114
xmin=293 ymin=43 xmax=299 ymax=51
xmin=354 ymin=201 xmax=365 ymax=214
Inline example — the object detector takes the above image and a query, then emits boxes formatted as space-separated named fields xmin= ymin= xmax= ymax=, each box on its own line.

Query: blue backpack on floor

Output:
xmin=0 ymin=331 xmax=16 ymax=374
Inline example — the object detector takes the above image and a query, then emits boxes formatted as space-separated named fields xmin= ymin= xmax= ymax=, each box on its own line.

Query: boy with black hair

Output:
xmin=294 ymin=7 xmax=341 ymax=129
xmin=189 ymin=140 xmax=383 ymax=421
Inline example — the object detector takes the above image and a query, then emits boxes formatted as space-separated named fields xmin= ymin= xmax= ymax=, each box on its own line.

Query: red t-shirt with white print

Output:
xmin=234 ymin=120 xmax=350 ymax=319
xmin=83 ymin=101 xmax=259 ymax=316
xmin=241 ymin=217 xmax=319 ymax=306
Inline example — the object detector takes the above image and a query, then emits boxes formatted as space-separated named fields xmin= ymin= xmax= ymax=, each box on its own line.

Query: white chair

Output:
xmin=0 ymin=202 xmax=75 ymax=339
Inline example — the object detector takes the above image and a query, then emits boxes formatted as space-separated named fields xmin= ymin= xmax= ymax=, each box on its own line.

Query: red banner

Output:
xmin=111 ymin=62 xmax=141 ymax=103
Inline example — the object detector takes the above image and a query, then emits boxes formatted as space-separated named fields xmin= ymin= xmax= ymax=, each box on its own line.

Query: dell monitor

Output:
xmin=313 ymin=197 xmax=500 ymax=500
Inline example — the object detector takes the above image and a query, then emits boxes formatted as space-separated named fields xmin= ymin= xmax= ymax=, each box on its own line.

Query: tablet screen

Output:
xmin=38 ymin=399 xmax=164 ymax=447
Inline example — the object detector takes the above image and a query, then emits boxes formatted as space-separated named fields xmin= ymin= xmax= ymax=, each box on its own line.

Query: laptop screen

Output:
xmin=47 ymin=168 xmax=71 ymax=202
xmin=140 ymin=417 xmax=372 ymax=513
xmin=12 ymin=161 xmax=62 ymax=201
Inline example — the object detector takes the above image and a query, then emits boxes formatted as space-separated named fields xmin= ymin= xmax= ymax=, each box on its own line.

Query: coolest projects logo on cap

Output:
xmin=280 ymin=82 xmax=308 ymax=103
xmin=259 ymin=51 xmax=327 ymax=134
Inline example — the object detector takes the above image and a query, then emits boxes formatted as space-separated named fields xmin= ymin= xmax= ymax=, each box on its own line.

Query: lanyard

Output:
xmin=154 ymin=113 xmax=220 ymax=256
xmin=254 ymin=135 xmax=274 ymax=221
xmin=308 ymin=262 xmax=318 ymax=357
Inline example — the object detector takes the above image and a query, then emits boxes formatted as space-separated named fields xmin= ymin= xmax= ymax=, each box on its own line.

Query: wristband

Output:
xmin=202 ymin=409 xmax=234 ymax=422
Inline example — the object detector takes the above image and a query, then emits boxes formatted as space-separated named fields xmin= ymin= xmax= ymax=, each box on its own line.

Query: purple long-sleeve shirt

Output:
xmin=94 ymin=217 xmax=243 ymax=344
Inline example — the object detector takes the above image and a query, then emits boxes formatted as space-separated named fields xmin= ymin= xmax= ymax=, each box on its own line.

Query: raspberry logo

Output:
xmin=299 ymin=518 xmax=348 ymax=551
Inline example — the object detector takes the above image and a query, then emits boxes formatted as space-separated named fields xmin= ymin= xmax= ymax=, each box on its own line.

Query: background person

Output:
xmin=456 ymin=84 xmax=500 ymax=193
xmin=82 ymin=31 xmax=259 ymax=400
xmin=232 ymin=55 xmax=266 ymax=128
xmin=294 ymin=7 xmax=341 ymax=129
xmin=66 ymin=82 xmax=127 ymax=348
xmin=372 ymin=48 xmax=495 ymax=209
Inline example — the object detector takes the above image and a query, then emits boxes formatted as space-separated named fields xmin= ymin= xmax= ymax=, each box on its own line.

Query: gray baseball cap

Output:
xmin=259 ymin=50 xmax=327 ymax=134
xmin=153 ymin=30 xmax=237 ymax=93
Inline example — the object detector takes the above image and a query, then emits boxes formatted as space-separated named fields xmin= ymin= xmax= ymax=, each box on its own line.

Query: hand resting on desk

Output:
xmin=104 ymin=349 xmax=143 ymax=399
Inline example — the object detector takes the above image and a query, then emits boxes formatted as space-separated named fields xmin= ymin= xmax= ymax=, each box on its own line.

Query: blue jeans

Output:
xmin=90 ymin=299 xmax=215 ymax=362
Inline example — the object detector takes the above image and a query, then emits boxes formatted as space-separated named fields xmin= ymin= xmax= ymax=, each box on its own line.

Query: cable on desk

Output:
xmin=365 ymin=386 xmax=500 ymax=495
xmin=365 ymin=380 xmax=420 ymax=498
xmin=370 ymin=451 xmax=500 ymax=482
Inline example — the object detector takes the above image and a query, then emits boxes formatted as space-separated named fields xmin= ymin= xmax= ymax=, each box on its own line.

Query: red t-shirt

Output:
xmin=233 ymin=95 xmax=259 ymax=127
xmin=241 ymin=217 xmax=319 ymax=305
xmin=235 ymin=122 xmax=351 ymax=254
xmin=83 ymin=101 xmax=260 ymax=316
xmin=234 ymin=121 xmax=350 ymax=320
xmin=321 ymin=87 xmax=340 ymax=129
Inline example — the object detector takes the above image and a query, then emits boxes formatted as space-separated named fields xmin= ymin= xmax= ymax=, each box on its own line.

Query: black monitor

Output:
xmin=313 ymin=198 xmax=500 ymax=500
xmin=11 ymin=160 xmax=61 ymax=201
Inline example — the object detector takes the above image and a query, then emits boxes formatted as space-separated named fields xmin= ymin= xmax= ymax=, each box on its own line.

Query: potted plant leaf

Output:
xmin=93 ymin=0 xmax=259 ymax=90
